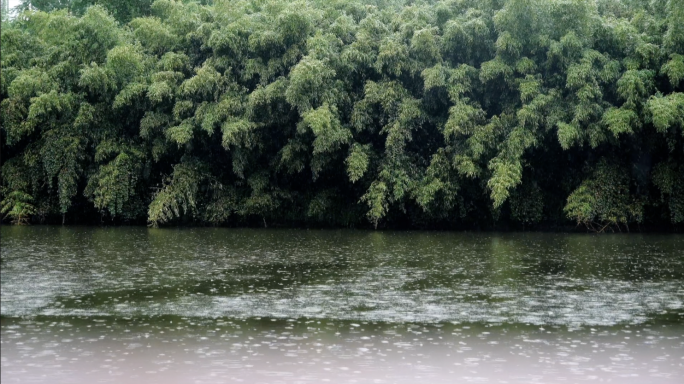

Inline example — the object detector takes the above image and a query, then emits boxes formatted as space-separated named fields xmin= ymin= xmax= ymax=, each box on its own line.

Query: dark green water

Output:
xmin=2 ymin=226 xmax=683 ymax=383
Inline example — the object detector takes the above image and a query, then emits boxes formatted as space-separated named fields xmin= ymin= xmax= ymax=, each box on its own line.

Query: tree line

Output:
xmin=1 ymin=0 xmax=683 ymax=230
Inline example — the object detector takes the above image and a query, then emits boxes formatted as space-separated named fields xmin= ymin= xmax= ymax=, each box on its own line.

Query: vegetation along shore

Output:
xmin=1 ymin=0 xmax=683 ymax=231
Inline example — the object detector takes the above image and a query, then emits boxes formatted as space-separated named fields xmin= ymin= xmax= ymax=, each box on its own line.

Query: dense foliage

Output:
xmin=1 ymin=0 xmax=683 ymax=230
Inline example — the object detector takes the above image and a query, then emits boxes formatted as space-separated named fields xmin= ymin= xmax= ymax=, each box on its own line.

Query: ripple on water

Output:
xmin=2 ymin=229 xmax=683 ymax=328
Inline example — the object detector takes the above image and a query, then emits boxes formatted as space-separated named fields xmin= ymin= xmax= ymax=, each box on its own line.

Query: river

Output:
xmin=1 ymin=226 xmax=683 ymax=383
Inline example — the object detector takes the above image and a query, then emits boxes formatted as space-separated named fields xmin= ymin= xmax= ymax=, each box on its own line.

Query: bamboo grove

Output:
xmin=1 ymin=0 xmax=683 ymax=230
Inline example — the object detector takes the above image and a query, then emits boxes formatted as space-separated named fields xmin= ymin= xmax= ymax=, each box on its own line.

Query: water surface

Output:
xmin=2 ymin=227 xmax=683 ymax=383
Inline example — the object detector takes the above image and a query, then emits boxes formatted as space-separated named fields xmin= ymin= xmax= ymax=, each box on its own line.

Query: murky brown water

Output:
xmin=2 ymin=227 xmax=683 ymax=383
